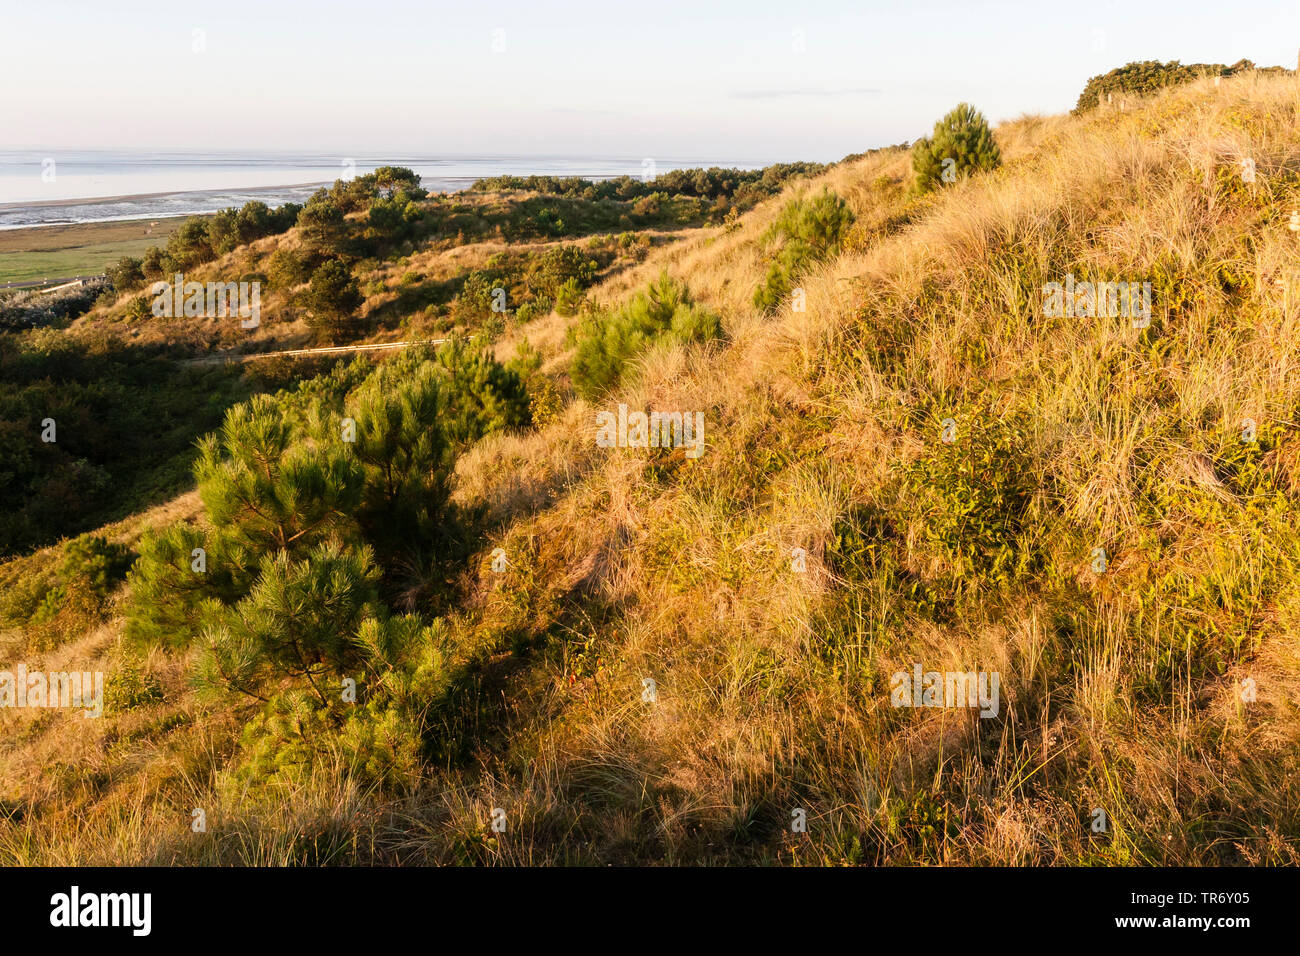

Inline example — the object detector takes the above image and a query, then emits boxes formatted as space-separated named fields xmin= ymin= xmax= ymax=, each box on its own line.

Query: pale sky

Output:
xmin=3 ymin=0 xmax=1298 ymax=161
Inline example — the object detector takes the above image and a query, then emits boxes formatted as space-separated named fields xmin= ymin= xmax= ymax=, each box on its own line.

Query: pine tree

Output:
xmin=193 ymin=393 xmax=364 ymax=574
xmin=296 ymin=195 xmax=348 ymax=256
xmin=305 ymin=259 xmax=363 ymax=343
xmin=752 ymin=189 xmax=854 ymax=312
xmin=433 ymin=338 xmax=532 ymax=445
xmin=911 ymin=103 xmax=1002 ymax=194
xmin=123 ymin=522 xmax=235 ymax=650
xmin=195 ymin=540 xmax=381 ymax=704
xmin=347 ymin=361 xmax=450 ymax=556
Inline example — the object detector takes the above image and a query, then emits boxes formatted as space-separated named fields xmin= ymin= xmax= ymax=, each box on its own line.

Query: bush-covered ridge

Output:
xmin=469 ymin=162 xmax=827 ymax=203
xmin=1072 ymin=58 xmax=1290 ymax=114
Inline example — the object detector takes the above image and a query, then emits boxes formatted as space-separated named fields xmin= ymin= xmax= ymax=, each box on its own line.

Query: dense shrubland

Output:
xmin=92 ymin=164 xmax=826 ymax=351
xmin=0 ymin=332 xmax=256 ymax=556
xmin=105 ymin=201 xmax=301 ymax=294
xmin=0 ymin=279 xmax=111 ymax=332
xmin=105 ymin=167 xmax=428 ymax=294
xmin=470 ymin=162 xmax=826 ymax=205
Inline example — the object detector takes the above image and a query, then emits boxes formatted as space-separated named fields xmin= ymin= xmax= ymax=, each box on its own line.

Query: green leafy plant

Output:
xmin=902 ymin=413 xmax=1041 ymax=592
xmin=104 ymin=649 xmax=164 ymax=714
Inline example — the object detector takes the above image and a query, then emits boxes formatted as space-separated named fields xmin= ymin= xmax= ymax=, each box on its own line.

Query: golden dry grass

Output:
xmin=7 ymin=72 xmax=1300 ymax=865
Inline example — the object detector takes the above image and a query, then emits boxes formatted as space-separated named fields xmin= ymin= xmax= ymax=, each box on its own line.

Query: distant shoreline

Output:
xmin=0 ymin=180 xmax=338 ymax=233
xmin=0 ymin=156 xmax=771 ymax=231
xmin=0 ymin=155 xmax=769 ymax=234
xmin=0 ymin=180 xmax=331 ymax=213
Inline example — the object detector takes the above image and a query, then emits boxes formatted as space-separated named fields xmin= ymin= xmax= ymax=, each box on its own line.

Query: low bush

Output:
xmin=572 ymin=272 xmax=722 ymax=399
xmin=753 ymin=188 xmax=854 ymax=312
xmin=910 ymin=103 xmax=1001 ymax=195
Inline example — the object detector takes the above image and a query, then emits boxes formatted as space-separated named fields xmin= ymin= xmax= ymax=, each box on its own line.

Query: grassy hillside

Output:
xmin=5 ymin=71 xmax=1300 ymax=865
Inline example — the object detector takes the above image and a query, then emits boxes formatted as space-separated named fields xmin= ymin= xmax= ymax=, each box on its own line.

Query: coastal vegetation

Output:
xmin=5 ymin=72 xmax=1300 ymax=866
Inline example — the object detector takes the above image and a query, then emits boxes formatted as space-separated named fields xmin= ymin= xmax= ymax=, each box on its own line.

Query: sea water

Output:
xmin=0 ymin=150 xmax=768 ymax=230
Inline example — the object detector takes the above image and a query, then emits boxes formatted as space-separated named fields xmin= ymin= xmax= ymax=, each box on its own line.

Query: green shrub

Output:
xmin=195 ymin=541 xmax=382 ymax=701
xmin=124 ymin=523 xmax=233 ymax=650
xmin=60 ymin=533 xmax=134 ymax=602
xmin=910 ymin=103 xmax=1001 ymax=195
xmin=433 ymin=338 xmax=533 ymax=444
xmin=528 ymin=244 xmax=598 ymax=296
xmin=104 ymin=651 xmax=164 ymax=714
xmin=297 ymin=195 xmax=349 ymax=256
xmin=451 ymin=270 xmax=499 ymax=325
xmin=267 ymin=249 xmax=308 ymax=290
xmin=555 ymin=277 xmax=585 ymax=316
xmin=15 ymin=534 xmax=133 ymax=650
xmin=192 ymin=393 xmax=364 ymax=572
xmin=368 ymin=196 xmax=421 ymax=239
xmin=516 ymin=296 xmax=553 ymax=324
xmin=115 ymin=343 xmax=530 ymax=783
xmin=346 ymin=361 xmax=451 ymax=561
xmin=0 ymin=335 xmax=254 ymax=557
xmin=140 ymin=246 xmax=165 ymax=281
xmin=234 ymin=201 xmax=272 ymax=243
xmin=902 ymin=412 xmax=1041 ymax=592
xmin=532 ymin=208 xmax=565 ymax=236
xmin=1072 ymin=59 xmax=1283 ymax=114
xmin=572 ymin=272 xmax=722 ymax=399
xmin=305 ymin=259 xmax=363 ymax=343
xmin=124 ymin=295 xmax=152 ymax=322
xmin=232 ymin=199 xmax=298 ymax=244
xmin=206 ymin=209 xmax=240 ymax=257
xmin=106 ymin=257 xmax=145 ymax=293
xmin=27 ymin=584 xmax=68 ymax=630
xmin=767 ymin=188 xmax=854 ymax=256
xmin=825 ymin=504 xmax=948 ymax=621
xmin=229 ymin=613 xmax=446 ymax=791
xmin=165 ymin=218 xmax=216 ymax=270
xmin=470 ymin=163 xmax=826 ymax=206
xmin=0 ymin=563 xmax=56 ymax=627
xmin=752 ymin=188 xmax=855 ymax=312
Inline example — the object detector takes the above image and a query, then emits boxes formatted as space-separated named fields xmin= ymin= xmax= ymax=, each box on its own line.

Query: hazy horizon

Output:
xmin=6 ymin=0 xmax=1299 ymax=158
